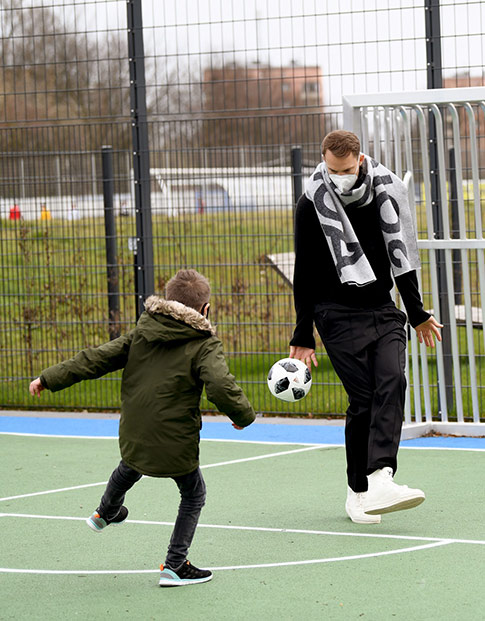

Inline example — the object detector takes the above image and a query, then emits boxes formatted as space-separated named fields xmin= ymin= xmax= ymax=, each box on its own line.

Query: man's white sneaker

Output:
xmin=345 ymin=487 xmax=381 ymax=524
xmin=364 ymin=467 xmax=425 ymax=515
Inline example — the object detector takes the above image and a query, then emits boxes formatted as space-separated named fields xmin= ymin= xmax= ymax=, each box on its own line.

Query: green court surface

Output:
xmin=1 ymin=434 xmax=484 ymax=620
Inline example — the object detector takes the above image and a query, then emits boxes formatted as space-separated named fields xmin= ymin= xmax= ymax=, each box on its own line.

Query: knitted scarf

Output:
xmin=305 ymin=155 xmax=421 ymax=287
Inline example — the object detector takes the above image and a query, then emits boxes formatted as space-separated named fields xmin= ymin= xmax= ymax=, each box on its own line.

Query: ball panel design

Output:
xmin=266 ymin=357 xmax=312 ymax=402
xmin=279 ymin=361 xmax=299 ymax=373
xmin=274 ymin=377 xmax=290 ymax=394
xmin=292 ymin=387 xmax=306 ymax=400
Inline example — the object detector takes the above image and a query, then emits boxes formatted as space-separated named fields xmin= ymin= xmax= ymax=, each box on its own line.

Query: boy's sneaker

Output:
xmin=345 ymin=487 xmax=381 ymax=524
xmin=364 ymin=467 xmax=425 ymax=515
xmin=86 ymin=506 xmax=129 ymax=532
xmin=159 ymin=560 xmax=213 ymax=587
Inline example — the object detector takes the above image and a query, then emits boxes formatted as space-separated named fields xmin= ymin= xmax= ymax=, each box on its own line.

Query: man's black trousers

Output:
xmin=314 ymin=303 xmax=408 ymax=493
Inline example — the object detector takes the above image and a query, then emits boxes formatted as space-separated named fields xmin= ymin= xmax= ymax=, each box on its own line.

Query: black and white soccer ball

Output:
xmin=267 ymin=357 xmax=312 ymax=402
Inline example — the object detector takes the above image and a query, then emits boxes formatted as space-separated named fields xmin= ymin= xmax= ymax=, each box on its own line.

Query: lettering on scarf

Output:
xmin=305 ymin=156 xmax=421 ymax=286
xmin=314 ymin=185 xmax=364 ymax=277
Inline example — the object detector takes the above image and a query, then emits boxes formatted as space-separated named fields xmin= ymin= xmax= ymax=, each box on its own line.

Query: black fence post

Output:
xmin=127 ymin=0 xmax=154 ymax=320
xmin=291 ymin=146 xmax=303 ymax=221
xmin=128 ymin=237 xmax=144 ymax=321
xmin=102 ymin=145 xmax=121 ymax=340
xmin=448 ymin=147 xmax=462 ymax=305
xmin=425 ymin=0 xmax=453 ymax=411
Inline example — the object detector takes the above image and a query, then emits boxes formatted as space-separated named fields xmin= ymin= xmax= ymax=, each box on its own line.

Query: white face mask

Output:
xmin=326 ymin=155 xmax=361 ymax=193
xmin=328 ymin=173 xmax=358 ymax=193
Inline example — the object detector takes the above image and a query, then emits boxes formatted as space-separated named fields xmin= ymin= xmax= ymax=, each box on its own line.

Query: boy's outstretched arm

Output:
xmin=31 ymin=331 xmax=134 ymax=395
xmin=196 ymin=338 xmax=256 ymax=429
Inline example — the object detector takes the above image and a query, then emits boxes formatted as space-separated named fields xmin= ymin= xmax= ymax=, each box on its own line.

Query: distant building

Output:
xmin=203 ymin=62 xmax=324 ymax=112
xmin=200 ymin=63 xmax=325 ymax=163
xmin=443 ymin=74 xmax=484 ymax=89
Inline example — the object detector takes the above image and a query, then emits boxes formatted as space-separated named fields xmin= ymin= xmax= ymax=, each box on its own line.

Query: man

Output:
xmin=290 ymin=130 xmax=442 ymax=524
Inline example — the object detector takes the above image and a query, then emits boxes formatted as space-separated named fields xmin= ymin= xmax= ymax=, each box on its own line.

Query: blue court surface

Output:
xmin=0 ymin=413 xmax=484 ymax=449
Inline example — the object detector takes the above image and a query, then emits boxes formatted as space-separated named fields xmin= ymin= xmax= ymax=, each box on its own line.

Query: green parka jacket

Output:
xmin=40 ymin=297 xmax=256 ymax=477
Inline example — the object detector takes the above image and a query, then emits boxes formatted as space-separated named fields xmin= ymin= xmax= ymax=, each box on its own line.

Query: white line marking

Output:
xmin=0 ymin=445 xmax=322 ymax=503
xmin=208 ymin=541 xmax=454 ymax=570
xmin=0 ymin=432 xmax=118 ymax=440
xmin=200 ymin=445 xmax=322 ymax=468
xmin=400 ymin=446 xmax=485 ymax=452
xmin=0 ymin=482 xmax=108 ymax=503
xmin=0 ymin=567 xmax=156 ymax=575
xmin=1 ymin=513 xmax=89 ymax=522
xmin=0 ymin=541 xmax=453 ymax=575
xmin=2 ymin=513 xmax=485 ymax=546
xmin=1 ymin=430 xmax=484 ymax=451
xmin=0 ymin=431 xmax=332 ymax=447
xmin=202 ymin=438 xmax=342 ymax=447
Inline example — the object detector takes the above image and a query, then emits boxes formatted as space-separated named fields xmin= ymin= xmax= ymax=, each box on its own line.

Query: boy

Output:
xmin=30 ymin=269 xmax=256 ymax=586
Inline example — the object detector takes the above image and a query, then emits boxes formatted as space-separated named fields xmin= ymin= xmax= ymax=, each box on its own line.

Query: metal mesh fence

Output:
xmin=1 ymin=0 xmax=484 ymax=418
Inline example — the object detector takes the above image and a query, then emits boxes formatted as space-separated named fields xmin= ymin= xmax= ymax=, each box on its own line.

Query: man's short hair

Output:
xmin=321 ymin=130 xmax=361 ymax=158
xmin=165 ymin=269 xmax=211 ymax=310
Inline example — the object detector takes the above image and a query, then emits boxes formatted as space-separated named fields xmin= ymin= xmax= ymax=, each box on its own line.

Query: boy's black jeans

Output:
xmin=98 ymin=460 xmax=206 ymax=570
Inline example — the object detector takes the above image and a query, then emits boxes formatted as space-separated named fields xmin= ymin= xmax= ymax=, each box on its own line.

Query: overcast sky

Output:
xmin=17 ymin=0 xmax=485 ymax=109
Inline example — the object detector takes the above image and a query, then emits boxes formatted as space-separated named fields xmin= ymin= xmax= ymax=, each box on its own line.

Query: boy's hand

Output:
xmin=414 ymin=316 xmax=443 ymax=348
xmin=232 ymin=424 xmax=244 ymax=430
xmin=290 ymin=345 xmax=318 ymax=370
xmin=29 ymin=378 xmax=45 ymax=397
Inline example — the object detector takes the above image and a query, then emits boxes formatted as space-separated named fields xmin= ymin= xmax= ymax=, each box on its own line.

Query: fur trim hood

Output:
xmin=144 ymin=296 xmax=216 ymax=336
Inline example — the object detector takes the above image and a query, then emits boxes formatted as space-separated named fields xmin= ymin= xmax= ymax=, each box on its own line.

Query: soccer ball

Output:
xmin=267 ymin=358 xmax=312 ymax=402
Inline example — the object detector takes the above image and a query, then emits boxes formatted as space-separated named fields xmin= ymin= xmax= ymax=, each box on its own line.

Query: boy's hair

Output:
xmin=165 ymin=269 xmax=211 ymax=310
xmin=321 ymin=130 xmax=361 ymax=158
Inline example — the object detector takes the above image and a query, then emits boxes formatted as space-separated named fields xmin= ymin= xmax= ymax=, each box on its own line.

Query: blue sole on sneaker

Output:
xmin=159 ymin=574 xmax=213 ymax=587
xmin=86 ymin=517 xmax=127 ymax=531
xmin=158 ymin=566 xmax=213 ymax=586
xmin=86 ymin=517 xmax=104 ymax=532
xmin=86 ymin=507 xmax=128 ymax=532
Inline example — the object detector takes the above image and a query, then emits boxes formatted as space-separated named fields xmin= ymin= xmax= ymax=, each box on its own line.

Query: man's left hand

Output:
xmin=414 ymin=316 xmax=443 ymax=348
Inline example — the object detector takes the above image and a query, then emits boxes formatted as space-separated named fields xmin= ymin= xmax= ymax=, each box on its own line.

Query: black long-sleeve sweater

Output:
xmin=290 ymin=193 xmax=430 ymax=349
